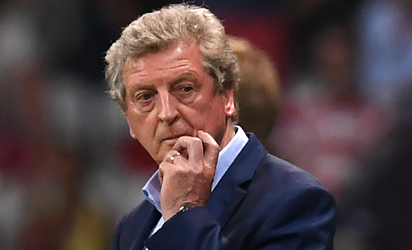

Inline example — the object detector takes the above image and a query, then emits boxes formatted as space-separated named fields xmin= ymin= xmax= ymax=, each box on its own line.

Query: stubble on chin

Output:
xmin=153 ymin=143 xmax=172 ymax=165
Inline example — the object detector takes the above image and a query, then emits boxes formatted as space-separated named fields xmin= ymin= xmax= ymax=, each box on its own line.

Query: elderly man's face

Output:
xmin=122 ymin=43 xmax=235 ymax=163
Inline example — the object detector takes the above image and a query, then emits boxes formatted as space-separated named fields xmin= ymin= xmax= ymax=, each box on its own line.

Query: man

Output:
xmin=105 ymin=4 xmax=336 ymax=250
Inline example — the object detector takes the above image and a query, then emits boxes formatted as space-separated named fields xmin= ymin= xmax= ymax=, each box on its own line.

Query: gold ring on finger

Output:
xmin=170 ymin=152 xmax=181 ymax=164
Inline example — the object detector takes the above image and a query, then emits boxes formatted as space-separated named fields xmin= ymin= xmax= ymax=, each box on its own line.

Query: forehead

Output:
xmin=123 ymin=42 xmax=204 ymax=79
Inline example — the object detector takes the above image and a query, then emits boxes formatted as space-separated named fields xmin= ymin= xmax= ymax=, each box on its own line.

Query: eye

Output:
xmin=134 ymin=91 xmax=154 ymax=104
xmin=130 ymin=89 xmax=156 ymax=112
xmin=141 ymin=93 xmax=153 ymax=100
xmin=182 ymin=86 xmax=193 ymax=93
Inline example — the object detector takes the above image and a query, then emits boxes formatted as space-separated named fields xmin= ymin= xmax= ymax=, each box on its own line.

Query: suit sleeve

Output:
xmin=144 ymin=186 xmax=336 ymax=250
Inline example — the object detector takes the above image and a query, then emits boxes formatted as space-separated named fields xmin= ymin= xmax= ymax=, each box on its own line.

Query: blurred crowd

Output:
xmin=0 ymin=0 xmax=411 ymax=249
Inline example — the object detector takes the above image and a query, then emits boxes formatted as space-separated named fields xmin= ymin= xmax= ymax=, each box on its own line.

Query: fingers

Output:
xmin=169 ymin=131 xmax=219 ymax=166
xmin=197 ymin=130 xmax=219 ymax=168
xmin=160 ymin=150 xmax=181 ymax=184
xmin=163 ymin=150 xmax=182 ymax=164
xmin=172 ymin=136 xmax=204 ymax=163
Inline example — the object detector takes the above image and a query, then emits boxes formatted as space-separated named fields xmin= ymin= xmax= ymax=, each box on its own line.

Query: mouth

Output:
xmin=161 ymin=134 xmax=186 ymax=145
xmin=159 ymin=129 xmax=196 ymax=146
xmin=162 ymin=137 xmax=180 ymax=145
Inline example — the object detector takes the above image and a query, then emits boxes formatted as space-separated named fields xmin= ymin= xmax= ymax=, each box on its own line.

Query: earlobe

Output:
xmin=224 ymin=88 xmax=236 ymax=117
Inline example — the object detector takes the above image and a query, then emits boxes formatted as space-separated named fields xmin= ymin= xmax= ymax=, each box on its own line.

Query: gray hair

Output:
xmin=104 ymin=4 xmax=239 ymax=121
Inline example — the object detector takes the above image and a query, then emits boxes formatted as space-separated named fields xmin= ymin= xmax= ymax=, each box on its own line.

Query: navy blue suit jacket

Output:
xmin=112 ymin=134 xmax=337 ymax=250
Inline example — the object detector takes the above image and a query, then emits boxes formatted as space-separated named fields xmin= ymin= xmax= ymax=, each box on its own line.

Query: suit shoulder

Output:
xmin=255 ymin=153 xmax=331 ymax=194
xmin=244 ymin=153 xmax=337 ymax=224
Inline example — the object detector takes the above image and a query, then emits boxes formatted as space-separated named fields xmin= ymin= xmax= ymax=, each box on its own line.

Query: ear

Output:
xmin=223 ymin=88 xmax=236 ymax=117
xmin=122 ymin=110 xmax=136 ymax=139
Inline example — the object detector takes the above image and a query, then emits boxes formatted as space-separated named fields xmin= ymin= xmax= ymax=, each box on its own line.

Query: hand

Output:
xmin=159 ymin=130 xmax=219 ymax=221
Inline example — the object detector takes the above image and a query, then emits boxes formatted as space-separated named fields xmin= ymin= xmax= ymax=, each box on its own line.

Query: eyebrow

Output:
xmin=169 ymin=71 xmax=200 ymax=86
xmin=127 ymin=70 xmax=202 ymax=96
xmin=128 ymin=84 xmax=156 ymax=98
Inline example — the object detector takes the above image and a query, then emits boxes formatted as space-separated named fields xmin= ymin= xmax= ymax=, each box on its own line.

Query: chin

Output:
xmin=153 ymin=146 xmax=171 ymax=164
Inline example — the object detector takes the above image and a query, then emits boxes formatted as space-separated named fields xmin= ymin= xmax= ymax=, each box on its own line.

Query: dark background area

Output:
xmin=1 ymin=0 xmax=411 ymax=249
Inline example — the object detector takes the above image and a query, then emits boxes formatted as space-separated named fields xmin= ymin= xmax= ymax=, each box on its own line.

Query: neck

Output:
xmin=219 ymin=121 xmax=236 ymax=151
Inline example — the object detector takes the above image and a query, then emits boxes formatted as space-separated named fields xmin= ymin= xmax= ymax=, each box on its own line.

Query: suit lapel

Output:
xmin=207 ymin=134 xmax=267 ymax=229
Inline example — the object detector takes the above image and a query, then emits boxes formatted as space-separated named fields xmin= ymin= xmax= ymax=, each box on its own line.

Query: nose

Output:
xmin=157 ymin=91 xmax=179 ymax=124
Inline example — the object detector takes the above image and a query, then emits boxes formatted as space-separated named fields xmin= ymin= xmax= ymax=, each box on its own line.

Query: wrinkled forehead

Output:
xmin=124 ymin=37 xmax=199 ymax=62
xmin=123 ymin=43 xmax=207 ymax=80
xmin=121 ymin=43 xmax=211 ymax=94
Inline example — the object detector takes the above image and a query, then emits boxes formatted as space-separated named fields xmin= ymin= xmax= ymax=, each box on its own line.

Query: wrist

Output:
xmin=163 ymin=204 xmax=198 ymax=221
xmin=177 ymin=204 xmax=196 ymax=214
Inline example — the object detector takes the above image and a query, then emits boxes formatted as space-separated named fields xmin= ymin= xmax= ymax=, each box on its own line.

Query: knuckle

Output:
xmin=211 ymin=141 xmax=219 ymax=149
xmin=191 ymin=137 xmax=202 ymax=146
xmin=159 ymin=162 xmax=166 ymax=170
xmin=178 ymin=135 xmax=193 ymax=142
xmin=182 ymin=136 xmax=201 ymax=145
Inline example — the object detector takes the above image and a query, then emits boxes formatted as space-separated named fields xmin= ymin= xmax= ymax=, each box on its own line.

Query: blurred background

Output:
xmin=0 ymin=0 xmax=411 ymax=249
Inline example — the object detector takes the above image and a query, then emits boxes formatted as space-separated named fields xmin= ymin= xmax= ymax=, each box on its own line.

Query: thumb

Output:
xmin=197 ymin=130 xmax=219 ymax=168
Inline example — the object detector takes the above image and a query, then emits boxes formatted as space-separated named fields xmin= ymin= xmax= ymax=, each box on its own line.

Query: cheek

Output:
xmin=195 ymin=100 xmax=227 ymax=133
xmin=128 ymin=114 xmax=156 ymax=141
xmin=189 ymin=99 xmax=223 ymax=125
xmin=132 ymin=121 xmax=161 ymax=159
